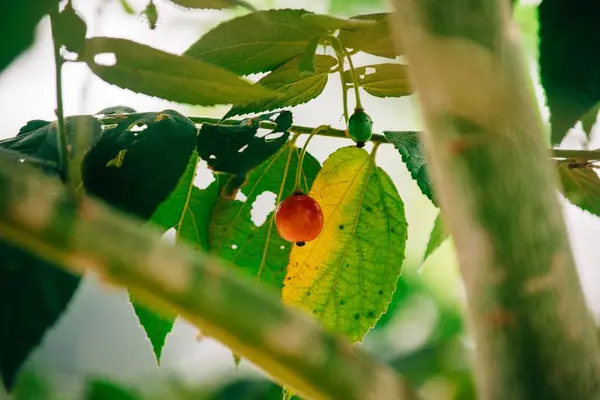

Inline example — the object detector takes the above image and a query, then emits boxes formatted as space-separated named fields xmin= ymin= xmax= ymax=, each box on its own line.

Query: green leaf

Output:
xmin=344 ymin=63 xmax=412 ymax=98
xmin=384 ymin=131 xmax=436 ymax=206
xmin=557 ymin=161 xmax=600 ymax=216
xmin=210 ymin=142 xmax=321 ymax=289
xmin=118 ymin=0 xmax=136 ymax=14
xmin=581 ymin=103 xmax=600 ymax=139
xmin=82 ymin=110 xmax=198 ymax=220
xmin=422 ymin=212 xmax=449 ymax=265
xmin=338 ymin=13 xmax=400 ymax=59
xmin=224 ymin=56 xmax=337 ymax=118
xmin=283 ymin=147 xmax=408 ymax=342
xmin=327 ymin=0 xmax=386 ymax=15
xmin=0 ymin=244 xmax=80 ymax=390
xmin=197 ymin=111 xmax=292 ymax=197
xmin=168 ymin=0 xmax=254 ymax=10
xmin=300 ymin=13 xmax=377 ymax=31
xmin=539 ymin=0 xmax=600 ymax=144
xmin=184 ymin=9 xmax=328 ymax=75
xmin=82 ymin=37 xmax=274 ymax=106
xmin=298 ymin=37 xmax=320 ymax=74
xmin=1 ymin=1 xmax=60 ymax=73
xmin=84 ymin=379 xmax=142 ymax=400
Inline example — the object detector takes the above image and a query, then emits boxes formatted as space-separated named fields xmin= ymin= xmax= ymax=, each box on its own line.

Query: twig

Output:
xmin=49 ymin=5 xmax=71 ymax=186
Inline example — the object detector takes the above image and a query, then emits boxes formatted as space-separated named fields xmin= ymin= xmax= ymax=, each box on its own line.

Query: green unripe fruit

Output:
xmin=348 ymin=108 xmax=372 ymax=148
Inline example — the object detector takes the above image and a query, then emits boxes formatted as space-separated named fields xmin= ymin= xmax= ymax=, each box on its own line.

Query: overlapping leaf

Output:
xmin=344 ymin=63 xmax=412 ymax=98
xmin=338 ymin=13 xmax=400 ymax=59
xmin=300 ymin=13 xmax=377 ymax=31
xmin=384 ymin=131 xmax=436 ymax=206
xmin=422 ymin=212 xmax=449 ymax=265
xmin=224 ymin=56 xmax=337 ymax=118
xmin=282 ymin=146 xmax=407 ymax=342
xmin=184 ymin=9 xmax=328 ymax=75
xmin=82 ymin=37 xmax=274 ymax=106
xmin=210 ymin=142 xmax=320 ymax=289
xmin=168 ymin=0 xmax=253 ymax=10
xmin=197 ymin=111 xmax=292 ymax=196
xmin=557 ymin=161 xmax=600 ymax=216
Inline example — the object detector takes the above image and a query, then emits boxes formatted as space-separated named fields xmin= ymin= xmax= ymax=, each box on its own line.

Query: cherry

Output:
xmin=347 ymin=108 xmax=373 ymax=148
xmin=275 ymin=191 xmax=324 ymax=246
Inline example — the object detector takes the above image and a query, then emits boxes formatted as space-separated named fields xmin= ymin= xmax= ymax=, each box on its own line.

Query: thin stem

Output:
xmin=333 ymin=50 xmax=349 ymax=123
xmin=49 ymin=5 xmax=71 ymax=187
xmin=342 ymin=46 xmax=362 ymax=110
xmin=294 ymin=126 xmax=328 ymax=192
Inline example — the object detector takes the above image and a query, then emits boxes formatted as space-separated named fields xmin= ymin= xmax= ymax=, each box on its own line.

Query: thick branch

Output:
xmin=0 ymin=158 xmax=420 ymax=400
xmin=390 ymin=1 xmax=600 ymax=399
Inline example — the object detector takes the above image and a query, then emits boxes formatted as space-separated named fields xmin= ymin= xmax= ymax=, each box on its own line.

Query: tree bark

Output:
xmin=389 ymin=1 xmax=600 ymax=399
xmin=0 ymin=158 xmax=419 ymax=400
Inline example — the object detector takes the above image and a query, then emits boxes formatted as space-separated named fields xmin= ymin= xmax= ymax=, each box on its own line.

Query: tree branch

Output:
xmin=0 ymin=157 xmax=420 ymax=400
xmin=390 ymin=0 xmax=600 ymax=398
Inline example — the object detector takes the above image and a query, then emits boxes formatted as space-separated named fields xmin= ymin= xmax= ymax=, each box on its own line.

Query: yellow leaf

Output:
xmin=282 ymin=146 xmax=408 ymax=342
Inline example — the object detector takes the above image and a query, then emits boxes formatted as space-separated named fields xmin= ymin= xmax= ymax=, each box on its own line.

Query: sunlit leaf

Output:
xmin=210 ymin=142 xmax=320 ymax=289
xmin=83 ymin=37 xmax=274 ymax=106
xmin=197 ymin=111 xmax=292 ymax=197
xmin=283 ymin=146 xmax=407 ymax=342
xmin=224 ymin=56 xmax=337 ymax=118
xmin=422 ymin=212 xmax=449 ymax=265
xmin=384 ymin=131 xmax=436 ymax=206
xmin=338 ymin=13 xmax=400 ymax=59
xmin=168 ymin=0 xmax=254 ymax=10
xmin=558 ymin=161 xmax=600 ymax=216
xmin=344 ymin=63 xmax=412 ymax=98
xmin=184 ymin=9 xmax=328 ymax=75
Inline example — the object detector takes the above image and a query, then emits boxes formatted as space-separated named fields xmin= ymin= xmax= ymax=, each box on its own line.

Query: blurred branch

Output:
xmin=390 ymin=0 xmax=600 ymax=398
xmin=0 ymin=157 xmax=421 ymax=400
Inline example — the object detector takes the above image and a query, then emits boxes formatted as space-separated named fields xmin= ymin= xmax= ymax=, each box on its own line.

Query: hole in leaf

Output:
xmin=238 ymin=144 xmax=249 ymax=153
xmin=129 ymin=123 xmax=147 ymax=132
xmin=193 ymin=159 xmax=215 ymax=190
xmin=256 ymin=128 xmax=272 ymax=138
xmin=250 ymin=191 xmax=277 ymax=227
xmin=280 ymin=245 xmax=285 ymax=250
xmin=94 ymin=52 xmax=117 ymax=66
xmin=364 ymin=67 xmax=376 ymax=76
xmin=161 ymin=227 xmax=177 ymax=243
xmin=235 ymin=191 xmax=248 ymax=202
xmin=209 ymin=155 xmax=216 ymax=159
xmin=231 ymin=244 xmax=238 ymax=250
xmin=264 ymin=131 xmax=284 ymax=142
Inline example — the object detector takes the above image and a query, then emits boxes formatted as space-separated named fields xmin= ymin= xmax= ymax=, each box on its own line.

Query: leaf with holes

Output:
xmin=344 ymin=63 xmax=412 ymax=98
xmin=167 ymin=0 xmax=254 ymax=10
xmin=384 ymin=131 xmax=436 ymax=206
xmin=197 ymin=111 xmax=292 ymax=197
xmin=282 ymin=146 xmax=407 ymax=342
xmin=184 ymin=9 xmax=328 ymax=75
xmin=338 ymin=13 xmax=400 ymax=59
xmin=558 ymin=161 xmax=600 ymax=216
xmin=224 ymin=56 xmax=337 ymax=119
xmin=422 ymin=212 xmax=449 ymax=266
xmin=82 ymin=37 xmax=274 ymax=106
xmin=210 ymin=142 xmax=320 ymax=289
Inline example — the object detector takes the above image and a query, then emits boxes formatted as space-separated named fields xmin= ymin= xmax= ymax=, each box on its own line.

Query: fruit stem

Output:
xmin=341 ymin=46 xmax=363 ymax=110
xmin=333 ymin=47 xmax=349 ymax=123
xmin=294 ymin=125 xmax=328 ymax=193
xmin=50 ymin=2 xmax=72 ymax=189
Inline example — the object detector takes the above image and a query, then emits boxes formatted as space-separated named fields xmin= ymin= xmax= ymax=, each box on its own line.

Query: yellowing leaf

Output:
xmin=282 ymin=146 xmax=407 ymax=342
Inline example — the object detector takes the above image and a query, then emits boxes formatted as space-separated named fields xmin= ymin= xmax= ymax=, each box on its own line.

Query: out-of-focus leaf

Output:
xmin=224 ymin=56 xmax=337 ymax=118
xmin=422 ymin=212 xmax=449 ymax=265
xmin=82 ymin=37 xmax=274 ymax=106
xmin=539 ymin=0 xmax=600 ymax=144
xmin=557 ymin=161 xmax=600 ymax=216
xmin=84 ymin=379 xmax=142 ymax=400
xmin=338 ymin=13 xmax=400 ymax=59
xmin=327 ymin=0 xmax=386 ymax=16
xmin=197 ymin=111 xmax=292 ymax=197
xmin=581 ymin=103 xmax=600 ymax=140
xmin=344 ymin=63 xmax=412 ymax=98
xmin=384 ymin=131 xmax=436 ymax=206
xmin=119 ymin=0 xmax=136 ymax=14
xmin=283 ymin=147 xmax=407 ymax=342
xmin=300 ymin=13 xmax=377 ymax=31
xmin=184 ymin=9 xmax=328 ymax=75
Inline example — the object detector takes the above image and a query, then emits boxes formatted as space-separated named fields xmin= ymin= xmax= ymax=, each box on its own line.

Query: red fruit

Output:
xmin=275 ymin=192 xmax=324 ymax=246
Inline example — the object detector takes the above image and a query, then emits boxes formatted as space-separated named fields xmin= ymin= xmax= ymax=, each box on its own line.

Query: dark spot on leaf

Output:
xmin=365 ymin=206 xmax=373 ymax=212
xmin=339 ymin=300 xmax=345 ymax=305
xmin=338 ymin=224 xmax=344 ymax=230
xmin=378 ymin=290 xmax=383 ymax=295
xmin=391 ymin=228 xmax=395 ymax=233
xmin=367 ymin=311 xmax=375 ymax=318
xmin=353 ymin=313 xmax=360 ymax=320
